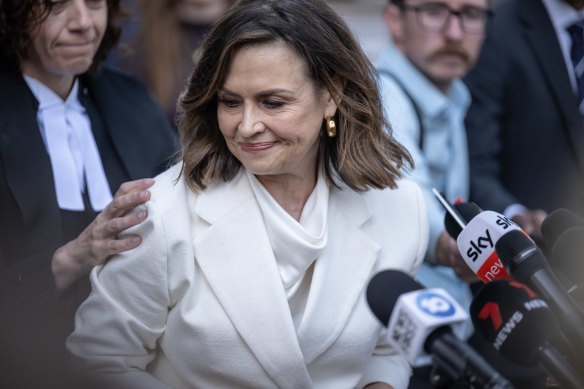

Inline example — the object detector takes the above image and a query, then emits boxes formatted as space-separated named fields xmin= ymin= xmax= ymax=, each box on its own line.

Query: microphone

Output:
xmin=470 ymin=279 xmax=584 ymax=389
xmin=443 ymin=202 xmax=482 ymax=240
xmin=433 ymin=191 xmax=516 ymax=283
xmin=495 ymin=230 xmax=584 ymax=370
xmin=450 ymin=207 xmax=519 ymax=283
xmin=366 ymin=270 xmax=514 ymax=389
xmin=551 ymin=226 xmax=584 ymax=305
xmin=541 ymin=209 xmax=584 ymax=250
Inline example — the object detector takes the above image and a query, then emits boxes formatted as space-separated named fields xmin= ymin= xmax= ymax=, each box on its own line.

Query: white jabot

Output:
xmin=247 ymin=166 xmax=329 ymax=328
xmin=23 ymin=75 xmax=113 ymax=211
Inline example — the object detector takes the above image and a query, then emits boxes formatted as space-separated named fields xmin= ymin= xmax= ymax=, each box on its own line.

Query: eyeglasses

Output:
xmin=399 ymin=2 xmax=492 ymax=35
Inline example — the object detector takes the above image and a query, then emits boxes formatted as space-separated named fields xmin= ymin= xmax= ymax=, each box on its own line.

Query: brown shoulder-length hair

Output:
xmin=0 ymin=0 xmax=123 ymax=73
xmin=178 ymin=0 xmax=412 ymax=193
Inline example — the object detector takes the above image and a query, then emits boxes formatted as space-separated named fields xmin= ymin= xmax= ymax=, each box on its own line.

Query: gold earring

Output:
xmin=326 ymin=116 xmax=336 ymax=138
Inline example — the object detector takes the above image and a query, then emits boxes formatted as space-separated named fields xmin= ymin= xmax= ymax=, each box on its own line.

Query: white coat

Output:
xmin=67 ymin=163 xmax=428 ymax=389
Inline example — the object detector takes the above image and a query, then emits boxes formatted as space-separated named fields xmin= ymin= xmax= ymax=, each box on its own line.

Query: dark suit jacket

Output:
xmin=0 ymin=67 xmax=178 ymax=388
xmin=464 ymin=0 xmax=584 ymax=217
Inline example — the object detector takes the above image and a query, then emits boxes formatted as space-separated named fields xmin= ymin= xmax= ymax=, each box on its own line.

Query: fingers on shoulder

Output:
xmin=105 ymin=187 xmax=152 ymax=218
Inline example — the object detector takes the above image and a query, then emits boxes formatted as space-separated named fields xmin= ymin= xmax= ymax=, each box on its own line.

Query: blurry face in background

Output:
xmin=384 ymin=0 xmax=488 ymax=92
xmin=21 ymin=0 xmax=107 ymax=94
xmin=175 ymin=0 xmax=232 ymax=25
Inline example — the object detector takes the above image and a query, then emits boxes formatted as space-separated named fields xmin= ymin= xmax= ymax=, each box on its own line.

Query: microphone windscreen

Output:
xmin=444 ymin=202 xmax=482 ymax=240
xmin=528 ymin=233 xmax=549 ymax=258
xmin=366 ymin=270 xmax=422 ymax=326
xmin=551 ymin=226 xmax=584 ymax=284
xmin=541 ymin=209 xmax=584 ymax=250
xmin=495 ymin=230 xmax=545 ymax=283
xmin=470 ymin=279 xmax=558 ymax=365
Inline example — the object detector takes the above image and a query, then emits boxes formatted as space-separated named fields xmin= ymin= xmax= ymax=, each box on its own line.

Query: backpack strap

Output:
xmin=378 ymin=69 xmax=425 ymax=151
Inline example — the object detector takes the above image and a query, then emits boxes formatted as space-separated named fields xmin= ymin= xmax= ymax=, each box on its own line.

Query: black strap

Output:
xmin=379 ymin=69 xmax=425 ymax=150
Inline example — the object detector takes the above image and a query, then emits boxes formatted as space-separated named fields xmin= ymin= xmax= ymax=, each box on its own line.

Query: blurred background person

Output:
xmin=0 ymin=0 xmax=177 ymax=387
xmin=376 ymin=0 xmax=484 ymax=386
xmin=377 ymin=0 xmax=548 ymax=387
xmin=108 ymin=0 xmax=236 ymax=127
xmin=66 ymin=0 xmax=429 ymax=388
xmin=464 ymin=0 xmax=584 ymax=240
xmin=377 ymin=0 xmax=486 ymax=312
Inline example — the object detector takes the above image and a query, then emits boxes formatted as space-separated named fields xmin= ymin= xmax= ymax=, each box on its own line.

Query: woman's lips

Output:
xmin=240 ymin=142 xmax=275 ymax=153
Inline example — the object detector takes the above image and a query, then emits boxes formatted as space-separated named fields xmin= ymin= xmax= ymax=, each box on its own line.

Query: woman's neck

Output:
xmin=21 ymin=63 xmax=75 ymax=101
xmin=256 ymin=171 xmax=318 ymax=222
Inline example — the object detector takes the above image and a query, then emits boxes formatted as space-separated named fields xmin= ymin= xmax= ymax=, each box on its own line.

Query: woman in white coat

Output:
xmin=67 ymin=0 xmax=428 ymax=388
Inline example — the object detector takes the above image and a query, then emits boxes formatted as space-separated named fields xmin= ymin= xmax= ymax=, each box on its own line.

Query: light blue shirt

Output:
xmin=376 ymin=43 xmax=473 ymax=316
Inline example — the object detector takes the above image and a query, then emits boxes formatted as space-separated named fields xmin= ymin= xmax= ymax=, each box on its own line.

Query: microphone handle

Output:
xmin=538 ymin=344 xmax=584 ymax=389
xmin=430 ymin=333 xmax=514 ymax=389
xmin=527 ymin=269 xmax=584 ymax=370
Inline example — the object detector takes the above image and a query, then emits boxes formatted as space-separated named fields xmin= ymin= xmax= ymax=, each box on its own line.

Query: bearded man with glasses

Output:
xmin=376 ymin=0 xmax=548 ymax=388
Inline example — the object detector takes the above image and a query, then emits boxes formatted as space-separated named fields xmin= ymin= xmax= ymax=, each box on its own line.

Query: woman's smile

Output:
xmin=240 ymin=142 xmax=277 ymax=153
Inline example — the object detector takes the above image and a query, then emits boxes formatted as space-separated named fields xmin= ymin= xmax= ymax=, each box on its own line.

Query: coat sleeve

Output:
xmin=66 ymin=198 xmax=175 ymax=389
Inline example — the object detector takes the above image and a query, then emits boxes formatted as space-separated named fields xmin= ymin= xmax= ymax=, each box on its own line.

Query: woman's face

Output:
xmin=21 ymin=0 xmax=107 ymax=87
xmin=217 ymin=41 xmax=337 ymax=180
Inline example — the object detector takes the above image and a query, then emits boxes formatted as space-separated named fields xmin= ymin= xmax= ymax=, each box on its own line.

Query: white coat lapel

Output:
xmin=297 ymin=187 xmax=380 ymax=364
xmin=192 ymin=171 xmax=312 ymax=388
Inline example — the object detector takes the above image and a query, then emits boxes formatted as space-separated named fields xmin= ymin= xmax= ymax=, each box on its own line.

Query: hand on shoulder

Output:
xmin=51 ymin=178 xmax=155 ymax=292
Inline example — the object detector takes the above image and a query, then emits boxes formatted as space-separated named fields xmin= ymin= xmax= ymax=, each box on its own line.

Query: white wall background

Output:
xmin=327 ymin=0 xmax=390 ymax=61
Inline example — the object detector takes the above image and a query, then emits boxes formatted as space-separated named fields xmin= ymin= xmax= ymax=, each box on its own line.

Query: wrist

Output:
xmin=51 ymin=242 xmax=87 ymax=292
xmin=433 ymin=232 xmax=448 ymax=266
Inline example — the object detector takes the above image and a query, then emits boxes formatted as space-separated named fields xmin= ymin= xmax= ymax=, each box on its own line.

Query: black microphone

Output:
xmin=551 ymin=226 xmax=584 ymax=306
xmin=366 ymin=270 xmax=514 ymax=389
xmin=540 ymin=208 xmax=584 ymax=264
xmin=470 ymin=279 xmax=584 ymax=389
xmin=495 ymin=230 xmax=584 ymax=370
xmin=541 ymin=208 xmax=584 ymax=250
xmin=444 ymin=202 xmax=482 ymax=240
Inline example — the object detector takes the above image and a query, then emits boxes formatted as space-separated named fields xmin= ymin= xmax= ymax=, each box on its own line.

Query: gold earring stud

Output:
xmin=326 ymin=116 xmax=336 ymax=138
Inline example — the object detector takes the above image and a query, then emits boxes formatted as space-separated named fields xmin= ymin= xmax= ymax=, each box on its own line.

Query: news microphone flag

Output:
xmin=384 ymin=288 xmax=468 ymax=366
xmin=456 ymin=211 xmax=521 ymax=282
xmin=367 ymin=270 xmax=515 ymax=388
xmin=471 ymin=279 xmax=584 ymax=389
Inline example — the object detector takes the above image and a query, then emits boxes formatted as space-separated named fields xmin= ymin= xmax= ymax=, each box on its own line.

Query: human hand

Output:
xmin=511 ymin=208 xmax=547 ymax=236
xmin=435 ymin=230 xmax=479 ymax=283
xmin=51 ymin=178 xmax=154 ymax=292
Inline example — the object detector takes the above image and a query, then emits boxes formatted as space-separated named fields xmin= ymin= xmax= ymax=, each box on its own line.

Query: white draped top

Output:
xmin=246 ymin=167 xmax=329 ymax=329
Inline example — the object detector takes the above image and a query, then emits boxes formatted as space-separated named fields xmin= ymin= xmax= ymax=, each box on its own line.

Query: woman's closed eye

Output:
xmin=262 ymin=99 xmax=285 ymax=109
xmin=49 ymin=0 xmax=67 ymax=13
xmin=218 ymin=97 xmax=240 ymax=108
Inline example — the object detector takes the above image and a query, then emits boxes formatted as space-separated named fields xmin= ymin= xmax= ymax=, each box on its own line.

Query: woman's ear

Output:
xmin=323 ymin=77 xmax=344 ymax=118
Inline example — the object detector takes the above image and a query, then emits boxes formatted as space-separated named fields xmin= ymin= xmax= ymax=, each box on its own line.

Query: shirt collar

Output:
xmin=376 ymin=42 xmax=470 ymax=117
xmin=22 ymin=75 xmax=84 ymax=112
xmin=541 ymin=0 xmax=584 ymax=30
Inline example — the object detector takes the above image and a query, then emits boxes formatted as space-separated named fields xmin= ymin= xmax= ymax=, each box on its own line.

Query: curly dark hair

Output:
xmin=0 ymin=0 xmax=123 ymax=74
